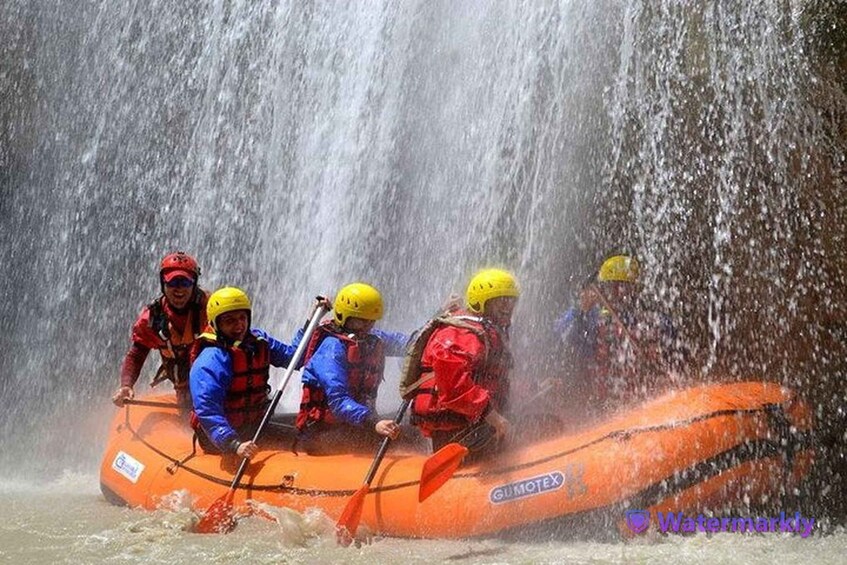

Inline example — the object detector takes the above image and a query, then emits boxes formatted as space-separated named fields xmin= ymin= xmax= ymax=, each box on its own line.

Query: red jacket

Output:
xmin=412 ymin=313 xmax=511 ymax=435
xmin=120 ymin=291 xmax=208 ymax=388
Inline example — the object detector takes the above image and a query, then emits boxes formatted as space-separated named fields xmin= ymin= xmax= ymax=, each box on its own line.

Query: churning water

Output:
xmin=1 ymin=0 xmax=845 ymax=562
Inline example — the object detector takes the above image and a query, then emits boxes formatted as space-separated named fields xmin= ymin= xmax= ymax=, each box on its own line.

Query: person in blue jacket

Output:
xmin=554 ymin=255 xmax=687 ymax=409
xmin=189 ymin=286 xmax=297 ymax=458
xmin=295 ymin=282 xmax=409 ymax=450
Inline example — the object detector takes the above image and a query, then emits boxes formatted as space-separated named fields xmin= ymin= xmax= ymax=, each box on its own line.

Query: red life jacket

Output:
xmin=411 ymin=313 xmax=512 ymax=435
xmin=295 ymin=321 xmax=385 ymax=431
xmin=590 ymin=307 xmax=641 ymax=403
xmin=192 ymin=331 xmax=271 ymax=429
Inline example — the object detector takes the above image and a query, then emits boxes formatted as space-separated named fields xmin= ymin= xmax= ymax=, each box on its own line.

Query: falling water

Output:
xmin=0 ymin=0 xmax=623 ymax=474
xmin=0 ymin=0 xmax=845 ymax=560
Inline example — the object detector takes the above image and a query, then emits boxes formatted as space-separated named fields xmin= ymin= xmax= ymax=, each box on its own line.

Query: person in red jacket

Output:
xmin=411 ymin=268 xmax=519 ymax=456
xmin=111 ymin=252 xmax=208 ymax=409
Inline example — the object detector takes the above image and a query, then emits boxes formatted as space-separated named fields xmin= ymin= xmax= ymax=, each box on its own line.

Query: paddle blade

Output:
xmin=194 ymin=491 xmax=237 ymax=534
xmin=419 ymin=443 xmax=469 ymax=502
xmin=335 ymin=485 xmax=369 ymax=546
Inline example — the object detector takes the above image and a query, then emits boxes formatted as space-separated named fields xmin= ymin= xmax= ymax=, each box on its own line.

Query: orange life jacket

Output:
xmin=147 ymin=291 xmax=207 ymax=392
xmin=296 ymin=321 xmax=385 ymax=431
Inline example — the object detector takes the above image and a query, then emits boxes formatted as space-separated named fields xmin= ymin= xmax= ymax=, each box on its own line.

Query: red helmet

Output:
xmin=160 ymin=252 xmax=200 ymax=284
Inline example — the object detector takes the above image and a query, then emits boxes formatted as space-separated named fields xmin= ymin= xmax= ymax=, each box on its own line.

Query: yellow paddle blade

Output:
xmin=336 ymin=485 xmax=369 ymax=546
xmin=194 ymin=491 xmax=237 ymax=534
xmin=418 ymin=443 xmax=469 ymax=502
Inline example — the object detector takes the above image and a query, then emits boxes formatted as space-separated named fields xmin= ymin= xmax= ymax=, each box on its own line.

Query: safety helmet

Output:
xmin=466 ymin=268 xmax=520 ymax=314
xmin=207 ymin=287 xmax=252 ymax=330
xmin=160 ymin=251 xmax=200 ymax=284
xmin=598 ymin=255 xmax=639 ymax=283
xmin=334 ymin=283 xmax=383 ymax=326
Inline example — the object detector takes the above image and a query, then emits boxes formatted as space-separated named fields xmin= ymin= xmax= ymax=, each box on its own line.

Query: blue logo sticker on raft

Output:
xmin=112 ymin=450 xmax=145 ymax=484
xmin=489 ymin=472 xmax=565 ymax=504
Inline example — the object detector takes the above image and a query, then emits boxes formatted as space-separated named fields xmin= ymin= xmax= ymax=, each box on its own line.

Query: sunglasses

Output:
xmin=165 ymin=278 xmax=195 ymax=289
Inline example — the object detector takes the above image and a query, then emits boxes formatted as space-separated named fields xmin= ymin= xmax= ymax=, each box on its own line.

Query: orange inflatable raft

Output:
xmin=99 ymin=381 xmax=813 ymax=538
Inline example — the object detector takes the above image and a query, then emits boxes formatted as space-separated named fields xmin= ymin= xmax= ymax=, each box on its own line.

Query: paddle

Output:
xmin=336 ymin=398 xmax=411 ymax=546
xmin=417 ymin=377 xmax=560 ymax=503
xmin=122 ymin=398 xmax=181 ymax=409
xmin=418 ymin=442 xmax=469 ymax=502
xmin=587 ymin=283 xmax=686 ymax=386
xmin=586 ymin=283 xmax=643 ymax=353
xmin=194 ymin=302 xmax=329 ymax=534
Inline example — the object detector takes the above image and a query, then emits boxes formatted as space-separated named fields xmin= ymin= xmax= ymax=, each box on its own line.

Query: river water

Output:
xmin=1 ymin=0 xmax=845 ymax=562
xmin=4 ymin=472 xmax=847 ymax=564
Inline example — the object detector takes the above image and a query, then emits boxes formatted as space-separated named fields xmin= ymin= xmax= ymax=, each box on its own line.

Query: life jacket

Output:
xmin=295 ymin=321 xmax=385 ymax=431
xmin=409 ymin=312 xmax=512 ymax=434
xmin=192 ymin=331 xmax=271 ymax=430
xmin=147 ymin=290 xmax=207 ymax=393
xmin=589 ymin=306 xmax=643 ymax=403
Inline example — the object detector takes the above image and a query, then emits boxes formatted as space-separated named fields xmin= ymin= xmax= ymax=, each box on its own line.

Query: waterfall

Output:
xmin=1 ymin=0 xmax=843 ymax=501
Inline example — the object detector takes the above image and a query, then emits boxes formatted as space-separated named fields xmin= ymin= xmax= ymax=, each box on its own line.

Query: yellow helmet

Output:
xmin=598 ymin=255 xmax=639 ymax=283
xmin=334 ymin=283 xmax=383 ymax=326
xmin=466 ymin=268 xmax=520 ymax=314
xmin=207 ymin=287 xmax=252 ymax=329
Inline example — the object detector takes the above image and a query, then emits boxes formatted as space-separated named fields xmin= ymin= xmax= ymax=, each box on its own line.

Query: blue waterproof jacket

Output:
xmin=299 ymin=328 xmax=408 ymax=426
xmin=190 ymin=329 xmax=296 ymax=450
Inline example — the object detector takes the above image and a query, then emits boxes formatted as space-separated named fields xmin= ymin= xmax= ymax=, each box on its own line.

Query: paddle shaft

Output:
xmin=587 ymin=284 xmax=644 ymax=355
xmin=226 ymin=304 xmax=328 ymax=491
xmin=123 ymin=399 xmax=179 ymax=409
xmin=362 ymin=398 xmax=411 ymax=486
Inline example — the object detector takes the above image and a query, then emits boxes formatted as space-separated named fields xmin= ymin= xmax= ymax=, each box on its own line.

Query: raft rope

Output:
xmin=121 ymin=401 xmax=813 ymax=498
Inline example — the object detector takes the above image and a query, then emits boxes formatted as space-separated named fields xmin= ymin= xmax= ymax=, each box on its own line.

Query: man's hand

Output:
xmin=235 ymin=440 xmax=259 ymax=459
xmin=303 ymin=296 xmax=333 ymax=330
xmin=375 ymin=419 xmax=401 ymax=440
xmin=484 ymin=409 xmax=510 ymax=441
xmin=537 ymin=377 xmax=563 ymax=396
xmin=579 ymin=285 xmax=601 ymax=311
xmin=438 ymin=293 xmax=463 ymax=315
xmin=111 ymin=386 xmax=134 ymax=407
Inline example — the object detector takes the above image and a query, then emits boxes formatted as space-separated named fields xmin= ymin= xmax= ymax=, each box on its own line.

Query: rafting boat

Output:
xmin=99 ymin=381 xmax=814 ymax=538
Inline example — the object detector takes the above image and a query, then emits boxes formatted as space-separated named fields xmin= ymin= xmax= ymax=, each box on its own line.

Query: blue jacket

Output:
xmin=190 ymin=329 xmax=296 ymax=450
xmin=299 ymin=328 xmax=408 ymax=426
